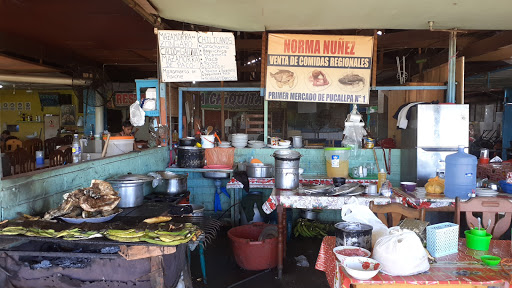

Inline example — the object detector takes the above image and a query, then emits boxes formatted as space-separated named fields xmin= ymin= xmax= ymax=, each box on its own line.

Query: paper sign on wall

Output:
xmin=265 ymin=34 xmax=373 ymax=104
xmin=158 ymin=30 xmax=237 ymax=82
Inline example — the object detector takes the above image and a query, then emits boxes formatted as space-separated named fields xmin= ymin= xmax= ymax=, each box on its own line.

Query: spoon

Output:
xmin=206 ymin=126 xmax=213 ymax=135
xmin=486 ymin=218 xmax=491 ymax=230
xmin=478 ymin=217 xmax=481 ymax=230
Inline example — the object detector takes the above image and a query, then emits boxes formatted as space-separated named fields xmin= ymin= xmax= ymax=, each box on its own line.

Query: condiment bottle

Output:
xmin=377 ymin=168 xmax=387 ymax=193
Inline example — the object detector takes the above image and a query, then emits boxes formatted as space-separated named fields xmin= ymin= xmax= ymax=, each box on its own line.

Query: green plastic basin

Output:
xmin=465 ymin=230 xmax=492 ymax=251
xmin=481 ymin=255 xmax=501 ymax=266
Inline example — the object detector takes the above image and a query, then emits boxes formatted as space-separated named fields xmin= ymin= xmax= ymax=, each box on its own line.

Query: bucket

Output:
xmin=228 ymin=223 xmax=278 ymax=270
xmin=324 ymin=147 xmax=351 ymax=178
xmin=201 ymin=135 xmax=215 ymax=148
xmin=444 ymin=145 xmax=477 ymax=200
xmin=105 ymin=136 xmax=134 ymax=156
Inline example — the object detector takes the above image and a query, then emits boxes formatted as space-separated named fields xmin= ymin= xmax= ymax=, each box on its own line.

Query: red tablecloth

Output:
xmin=316 ymin=236 xmax=512 ymax=288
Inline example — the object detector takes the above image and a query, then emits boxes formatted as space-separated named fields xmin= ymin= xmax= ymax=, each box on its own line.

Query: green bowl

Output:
xmin=481 ymin=255 xmax=501 ymax=266
xmin=465 ymin=230 xmax=492 ymax=251
xmin=470 ymin=228 xmax=488 ymax=236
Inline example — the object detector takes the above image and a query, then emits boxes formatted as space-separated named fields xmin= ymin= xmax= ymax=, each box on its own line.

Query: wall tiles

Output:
xmin=0 ymin=147 xmax=169 ymax=220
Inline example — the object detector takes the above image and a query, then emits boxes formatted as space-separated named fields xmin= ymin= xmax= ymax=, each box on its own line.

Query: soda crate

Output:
xmin=426 ymin=222 xmax=459 ymax=258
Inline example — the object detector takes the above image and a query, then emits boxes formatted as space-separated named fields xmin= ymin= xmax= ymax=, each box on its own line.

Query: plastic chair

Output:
xmin=455 ymin=197 xmax=512 ymax=239
xmin=369 ymin=201 xmax=426 ymax=227
xmin=49 ymin=150 xmax=65 ymax=167
xmin=5 ymin=139 xmax=22 ymax=152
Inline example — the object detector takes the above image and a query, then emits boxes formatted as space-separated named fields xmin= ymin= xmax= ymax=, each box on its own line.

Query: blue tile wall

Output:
xmin=0 ymin=147 xmax=169 ymax=220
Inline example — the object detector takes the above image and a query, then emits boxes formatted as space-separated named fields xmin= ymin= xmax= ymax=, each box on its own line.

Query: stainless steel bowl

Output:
xmin=246 ymin=163 xmax=274 ymax=178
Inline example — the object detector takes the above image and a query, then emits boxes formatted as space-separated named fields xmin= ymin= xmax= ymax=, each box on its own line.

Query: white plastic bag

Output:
xmin=341 ymin=197 xmax=389 ymax=246
xmin=142 ymin=99 xmax=156 ymax=111
xmin=130 ymin=101 xmax=145 ymax=126
xmin=372 ymin=227 xmax=430 ymax=276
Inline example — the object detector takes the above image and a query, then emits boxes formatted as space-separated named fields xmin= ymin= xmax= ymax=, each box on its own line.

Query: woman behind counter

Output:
xmin=114 ymin=120 xmax=140 ymax=151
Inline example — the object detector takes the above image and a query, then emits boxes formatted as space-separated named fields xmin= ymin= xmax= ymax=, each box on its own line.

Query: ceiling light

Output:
xmin=0 ymin=84 xmax=3 ymax=88
xmin=377 ymin=30 xmax=383 ymax=36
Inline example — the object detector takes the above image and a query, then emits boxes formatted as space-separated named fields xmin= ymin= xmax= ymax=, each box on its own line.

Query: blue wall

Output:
xmin=179 ymin=148 xmax=401 ymax=222
xmin=0 ymin=147 xmax=169 ymax=220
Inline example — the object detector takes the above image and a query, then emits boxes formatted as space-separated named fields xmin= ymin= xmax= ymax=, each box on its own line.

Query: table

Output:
xmin=35 ymin=159 xmax=50 ymax=170
xmin=316 ymin=236 xmax=512 ymax=288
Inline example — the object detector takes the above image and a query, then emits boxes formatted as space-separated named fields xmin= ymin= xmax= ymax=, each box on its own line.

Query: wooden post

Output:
xmin=221 ymin=81 xmax=225 ymax=140
xmin=261 ymin=31 xmax=268 ymax=141
xmin=372 ymin=30 xmax=378 ymax=88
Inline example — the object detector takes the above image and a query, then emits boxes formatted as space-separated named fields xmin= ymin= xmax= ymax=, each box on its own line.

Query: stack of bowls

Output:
xmin=465 ymin=228 xmax=492 ymax=251
xmin=248 ymin=140 xmax=265 ymax=149
xmin=231 ymin=134 xmax=248 ymax=148
xmin=218 ymin=142 xmax=232 ymax=148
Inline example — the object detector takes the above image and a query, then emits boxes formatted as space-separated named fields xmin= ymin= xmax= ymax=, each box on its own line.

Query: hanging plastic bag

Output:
xmin=142 ymin=98 xmax=156 ymax=111
xmin=372 ymin=227 xmax=430 ymax=276
xmin=341 ymin=197 xmax=389 ymax=246
xmin=130 ymin=100 xmax=145 ymax=126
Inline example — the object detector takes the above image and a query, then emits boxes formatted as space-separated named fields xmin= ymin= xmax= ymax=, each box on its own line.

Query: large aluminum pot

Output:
xmin=272 ymin=149 xmax=301 ymax=169
xmin=177 ymin=146 xmax=205 ymax=168
xmin=246 ymin=163 xmax=274 ymax=178
xmin=153 ymin=171 xmax=188 ymax=195
xmin=334 ymin=222 xmax=373 ymax=251
xmin=108 ymin=174 xmax=153 ymax=208
xmin=275 ymin=167 xmax=299 ymax=190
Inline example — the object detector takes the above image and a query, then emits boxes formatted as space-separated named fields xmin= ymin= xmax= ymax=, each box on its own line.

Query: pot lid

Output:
xmin=272 ymin=149 xmax=301 ymax=159
xmin=246 ymin=163 xmax=273 ymax=168
xmin=335 ymin=222 xmax=373 ymax=232
xmin=177 ymin=146 xmax=204 ymax=150
xmin=108 ymin=174 xmax=154 ymax=183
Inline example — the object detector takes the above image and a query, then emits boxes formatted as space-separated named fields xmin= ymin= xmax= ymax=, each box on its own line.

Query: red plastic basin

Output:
xmin=227 ymin=223 xmax=278 ymax=270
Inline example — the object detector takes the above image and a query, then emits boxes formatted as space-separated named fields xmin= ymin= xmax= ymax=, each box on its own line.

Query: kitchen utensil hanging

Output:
xmin=396 ymin=56 xmax=408 ymax=84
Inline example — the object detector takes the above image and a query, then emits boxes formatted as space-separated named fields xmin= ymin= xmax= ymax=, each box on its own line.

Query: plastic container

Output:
xmin=324 ymin=147 xmax=351 ymax=178
xmin=227 ymin=223 xmax=278 ymax=270
xmin=35 ymin=151 xmax=44 ymax=165
xmin=499 ymin=180 xmax=512 ymax=194
xmin=426 ymin=222 xmax=459 ymax=257
xmin=104 ymin=136 xmax=134 ymax=157
xmin=464 ymin=230 xmax=492 ymax=251
xmin=377 ymin=169 xmax=387 ymax=193
xmin=200 ymin=135 xmax=215 ymax=148
xmin=72 ymin=134 xmax=81 ymax=163
xmin=479 ymin=148 xmax=490 ymax=164
xmin=444 ymin=146 xmax=477 ymax=200
xmin=481 ymin=255 xmax=501 ymax=266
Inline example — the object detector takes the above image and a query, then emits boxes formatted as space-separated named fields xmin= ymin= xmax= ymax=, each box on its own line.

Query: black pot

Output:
xmin=334 ymin=222 xmax=373 ymax=250
xmin=177 ymin=146 xmax=205 ymax=168
xmin=179 ymin=137 xmax=197 ymax=147
xmin=332 ymin=177 xmax=346 ymax=187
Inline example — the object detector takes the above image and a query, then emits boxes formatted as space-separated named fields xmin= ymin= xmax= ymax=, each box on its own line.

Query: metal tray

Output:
xmin=59 ymin=211 xmax=121 ymax=224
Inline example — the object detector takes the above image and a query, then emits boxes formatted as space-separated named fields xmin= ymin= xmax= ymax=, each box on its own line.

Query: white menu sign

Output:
xmin=158 ymin=31 xmax=238 ymax=82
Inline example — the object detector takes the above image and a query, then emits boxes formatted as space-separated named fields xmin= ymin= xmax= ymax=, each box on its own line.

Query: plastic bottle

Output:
xmin=444 ymin=145 xmax=477 ymax=200
xmin=377 ymin=168 xmax=387 ymax=193
xmin=172 ymin=130 xmax=179 ymax=143
xmin=72 ymin=134 xmax=81 ymax=163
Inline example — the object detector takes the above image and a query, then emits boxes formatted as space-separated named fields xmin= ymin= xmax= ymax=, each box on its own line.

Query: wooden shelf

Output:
xmin=16 ymin=121 xmax=43 ymax=124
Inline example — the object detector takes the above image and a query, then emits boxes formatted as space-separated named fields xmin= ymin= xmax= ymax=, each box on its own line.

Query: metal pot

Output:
xmin=334 ymin=222 xmax=373 ymax=250
xmin=179 ymin=137 xmax=196 ymax=147
xmin=246 ymin=163 xmax=274 ymax=178
xmin=153 ymin=171 xmax=188 ymax=195
xmin=108 ymin=174 xmax=154 ymax=208
xmin=178 ymin=146 xmax=205 ymax=168
xmin=274 ymin=167 xmax=299 ymax=190
xmin=272 ymin=150 xmax=301 ymax=169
